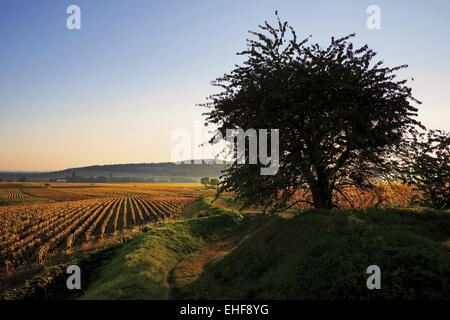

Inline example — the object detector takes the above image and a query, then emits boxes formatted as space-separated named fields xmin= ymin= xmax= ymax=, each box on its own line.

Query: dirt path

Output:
xmin=167 ymin=262 xmax=181 ymax=299
xmin=167 ymin=241 xmax=234 ymax=299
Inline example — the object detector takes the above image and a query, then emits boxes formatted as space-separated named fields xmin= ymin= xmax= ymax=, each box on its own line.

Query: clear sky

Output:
xmin=1 ymin=0 xmax=449 ymax=171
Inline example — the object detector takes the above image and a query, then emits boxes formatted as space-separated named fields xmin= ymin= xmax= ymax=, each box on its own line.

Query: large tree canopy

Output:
xmin=202 ymin=13 xmax=421 ymax=210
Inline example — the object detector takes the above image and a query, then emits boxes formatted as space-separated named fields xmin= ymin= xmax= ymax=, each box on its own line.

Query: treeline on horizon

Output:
xmin=0 ymin=162 xmax=227 ymax=183
xmin=0 ymin=175 xmax=202 ymax=184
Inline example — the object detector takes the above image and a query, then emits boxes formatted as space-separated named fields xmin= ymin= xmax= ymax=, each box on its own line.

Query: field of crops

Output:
xmin=0 ymin=195 xmax=194 ymax=275
xmin=0 ymin=182 xmax=213 ymax=206
xmin=292 ymin=184 xmax=418 ymax=209
xmin=0 ymin=188 xmax=45 ymax=206
xmin=47 ymin=183 xmax=218 ymax=198
xmin=22 ymin=187 xmax=91 ymax=202
xmin=0 ymin=188 xmax=34 ymax=202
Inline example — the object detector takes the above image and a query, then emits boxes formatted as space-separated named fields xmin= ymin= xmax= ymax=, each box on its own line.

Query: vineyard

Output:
xmin=292 ymin=183 xmax=418 ymax=210
xmin=0 ymin=188 xmax=41 ymax=206
xmin=0 ymin=195 xmax=194 ymax=275
xmin=22 ymin=187 xmax=91 ymax=202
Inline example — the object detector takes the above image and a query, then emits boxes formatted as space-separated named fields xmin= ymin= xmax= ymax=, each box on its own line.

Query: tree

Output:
xmin=402 ymin=130 xmax=449 ymax=209
xmin=209 ymin=178 xmax=220 ymax=186
xmin=200 ymin=177 xmax=210 ymax=187
xmin=202 ymin=13 xmax=421 ymax=211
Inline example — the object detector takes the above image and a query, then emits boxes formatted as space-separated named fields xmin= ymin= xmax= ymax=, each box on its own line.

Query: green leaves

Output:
xmin=403 ymin=130 xmax=450 ymax=210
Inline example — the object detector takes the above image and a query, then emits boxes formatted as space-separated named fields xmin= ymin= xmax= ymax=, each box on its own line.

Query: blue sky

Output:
xmin=0 ymin=0 xmax=449 ymax=170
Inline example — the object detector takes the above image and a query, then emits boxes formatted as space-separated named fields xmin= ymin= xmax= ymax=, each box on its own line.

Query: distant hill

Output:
xmin=0 ymin=161 xmax=228 ymax=183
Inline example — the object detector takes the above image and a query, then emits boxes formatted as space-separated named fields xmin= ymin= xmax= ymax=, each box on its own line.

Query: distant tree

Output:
xmin=44 ymin=183 xmax=51 ymax=187
xmin=19 ymin=176 xmax=27 ymax=182
xmin=402 ymin=130 xmax=449 ymax=209
xmin=202 ymin=13 xmax=421 ymax=211
xmin=200 ymin=177 xmax=210 ymax=186
xmin=209 ymin=178 xmax=220 ymax=186
xmin=68 ymin=171 xmax=77 ymax=182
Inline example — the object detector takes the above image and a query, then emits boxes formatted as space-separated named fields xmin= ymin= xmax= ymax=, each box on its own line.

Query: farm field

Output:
xmin=0 ymin=182 xmax=211 ymax=203
xmin=292 ymin=184 xmax=418 ymax=210
xmin=0 ymin=187 xmax=54 ymax=206
xmin=21 ymin=187 xmax=91 ymax=202
xmin=0 ymin=182 xmax=199 ymax=284
xmin=0 ymin=188 xmax=37 ymax=205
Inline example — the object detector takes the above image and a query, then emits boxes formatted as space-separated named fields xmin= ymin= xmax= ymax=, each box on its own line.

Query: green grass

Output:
xmin=181 ymin=208 xmax=450 ymax=300
xmin=78 ymin=203 xmax=450 ymax=300
xmin=80 ymin=210 xmax=244 ymax=299
xmin=180 ymin=197 xmax=216 ymax=219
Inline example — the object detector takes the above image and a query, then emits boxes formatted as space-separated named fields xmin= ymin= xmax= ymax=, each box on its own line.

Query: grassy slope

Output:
xmin=80 ymin=210 xmax=244 ymax=299
xmin=80 ymin=204 xmax=450 ymax=300
xmin=182 ymin=208 xmax=450 ymax=299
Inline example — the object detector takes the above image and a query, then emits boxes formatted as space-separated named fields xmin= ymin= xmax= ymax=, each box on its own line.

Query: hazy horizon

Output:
xmin=1 ymin=0 xmax=449 ymax=171
xmin=0 ymin=158 xmax=230 ymax=173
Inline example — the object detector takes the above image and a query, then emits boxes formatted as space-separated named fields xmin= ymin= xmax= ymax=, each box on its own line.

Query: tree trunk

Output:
xmin=310 ymin=170 xmax=333 ymax=209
